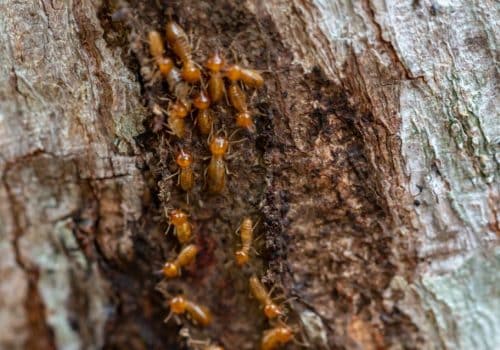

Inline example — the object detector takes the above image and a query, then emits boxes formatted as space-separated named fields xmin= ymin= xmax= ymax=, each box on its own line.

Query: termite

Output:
xmin=165 ymin=21 xmax=190 ymax=62
xmin=165 ymin=21 xmax=201 ymax=83
xmin=235 ymin=217 xmax=254 ymax=266
xmin=167 ymin=295 xmax=212 ymax=326
xmin=225 ymin=64 xmax=264 ymax=88
xmin=207 ymin=135 xmax=229 ymax=193
xmin=205 ymin=51 xmax=225 ymax=103
xmin=261 ymin=326 xmax=293 ymax=350
xmin=147 ymin=30 xmax=174 ymax=77
xmin=249 ymin=275 xmax=283 ymax=319
xmin=227 ymin=83 xmax=255 ymax=132
xmin=193 ymin=90 xmax=213 ymax=135
xmin=163 ymin=244 xmax=198 ymax=278
xmin=176 ymin=150 xmax=194 ymax=191
xmin=168 ymin=209 xmax=192 ymax=244
xmin=168 ymin=100 xmax=190 ymax=138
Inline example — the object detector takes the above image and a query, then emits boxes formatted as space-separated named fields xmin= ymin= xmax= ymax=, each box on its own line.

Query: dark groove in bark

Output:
xmin=2 ymin=151 xmax=57 ymax=350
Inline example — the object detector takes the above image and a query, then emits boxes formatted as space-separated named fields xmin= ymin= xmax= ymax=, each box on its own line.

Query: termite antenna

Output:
xmin=153 ymin=269 xmax=164 ymax=277
xmin=164 ymin=310 xmax=173 ymax=324
xmin=228 ymin=128 xmax=242 ymax=142
xmin=291 ymin=323 xmax=311 ymax=348
xmin=166 ymin=7 xmax=174 ymax=21
xmin=253 ymin=218 xmax=261 ymax=230
xmin=250 ymin=246 xmax=261 ymax=256
xmin=281 ymin=296 xmax=298 ymax=306
xmin=164 ymin=171 xmax=179 ymax=181
xmin=268 ymin=283 xmax=278 ymax=297
xmin=165 ymin=222 xmax=172 ymax=236
xmin=292 ymin=336 xmax=311 ymax=348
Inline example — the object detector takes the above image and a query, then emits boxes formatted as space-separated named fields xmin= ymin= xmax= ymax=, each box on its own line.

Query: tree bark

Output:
xmin=0 ymin=0 xmax=497 ymax=350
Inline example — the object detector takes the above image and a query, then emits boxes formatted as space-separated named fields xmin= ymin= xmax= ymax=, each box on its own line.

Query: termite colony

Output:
xmin=129 ymin=13 xmax=299 ymax=350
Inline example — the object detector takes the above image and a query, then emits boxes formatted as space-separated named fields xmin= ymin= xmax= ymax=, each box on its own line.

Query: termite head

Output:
xmin=275 ymin=326 xmax=293 ymax=342
xmin=181 ymin=61 xmax=201 ymax=83
xmin=206 ymin=346 xmax=224 ymax=350
xmin=169 ymin=209 xmax=188 ymax=225
xmin=162 ymin=262 xmax=179 ymax=278
xmin=193 ymin=91 xmax=211 ymax=110
xmin=169 ymin=296 xmax=187 ymax=314
xmin=264 ymin=304 xmax=282 ymax=319
xmin=261 ymin=326 xmax=294 ymax=350
xmin=234 ymin=250 xmax=249 ymax=266
xmin=176 ymin=150 xmax=193 ymax=168
xmin=235 ymin=112 xmax=255 ymax=131
xmin=169 ymin=101 xmax=189 ymax=119
xmin=205 ymin=51 xmax=225 ymax=73
xmin=157 ymin=57 xmax=174 ymax=76
xmin=225 ymin=64 xmax=241 ymax=81
xmin=209 ymin=136 xmax=229 ymax=156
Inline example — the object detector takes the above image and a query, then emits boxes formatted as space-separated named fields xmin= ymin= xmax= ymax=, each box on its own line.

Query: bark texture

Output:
xmin=0 ymin=0 xmax=497 ymax=350
xmin=0 ymin=1 xmax=146 ymax=348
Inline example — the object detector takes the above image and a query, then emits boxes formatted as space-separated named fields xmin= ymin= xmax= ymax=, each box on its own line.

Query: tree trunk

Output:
xmin=0 ymin=0 xmax=497 ymax=349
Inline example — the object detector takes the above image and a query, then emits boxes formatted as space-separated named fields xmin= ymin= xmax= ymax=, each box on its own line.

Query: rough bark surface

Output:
xmin=0 ymin=1 xmax=497 ymax=350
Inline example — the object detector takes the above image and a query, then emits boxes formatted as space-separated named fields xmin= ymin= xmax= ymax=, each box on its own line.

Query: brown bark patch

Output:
xmin=96 ymin=0 xmax=420 ymax=348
